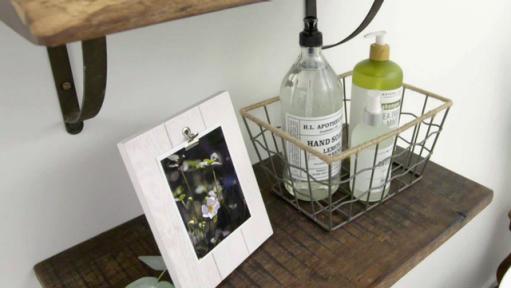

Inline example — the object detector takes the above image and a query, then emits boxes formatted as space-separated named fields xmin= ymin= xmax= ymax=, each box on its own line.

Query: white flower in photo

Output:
xmin=210 ymin=153 xmax=222 ymax=165
xmin=166 ymin=154 xmax=180 ymax=168
xmin=201 ymin=196 xmax=220 ymax=219
xmin=210 ymin=152 xmax=220 ymax=161
xmin=195 ymin=153 xmax=222 ymax=169
xmin=181 ymin=161 xmax=189 ymax=171
xmin=195 ymin=185 xmax=207 ymax=194
xmin=208 ymin=190 xmax=216 ymax=197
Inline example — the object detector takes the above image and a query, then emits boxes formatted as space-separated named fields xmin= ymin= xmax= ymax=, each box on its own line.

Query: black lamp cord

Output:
xmin=305 ymin=0 xmax=385 ymax=50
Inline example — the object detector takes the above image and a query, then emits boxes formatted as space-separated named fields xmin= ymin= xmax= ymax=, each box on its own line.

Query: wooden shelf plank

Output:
xmin=34 ymin=159 xmax=492 ymax=288
xmin=0 ymin=0 xmax=265 ymax=46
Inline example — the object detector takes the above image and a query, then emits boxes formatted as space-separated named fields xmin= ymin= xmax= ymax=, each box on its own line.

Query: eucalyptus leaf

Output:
xmin=156 ymin=281 xmax=174 ymax=288
xmin=126 ymin=277 xmax=158 ymax=288
xmin=138 ymin=256 xmax=167 ymax=271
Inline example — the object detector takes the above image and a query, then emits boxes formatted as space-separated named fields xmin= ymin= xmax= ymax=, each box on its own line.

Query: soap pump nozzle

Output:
xmin=365 ymin=30 xmax=390 ymax=61
xmin=365 ymin=31 xmax=386 ymax=45
xmin=363 ymin=94 xmax=383 ymax=126
xmin=300 ymin=17 xmax=323 ymax=48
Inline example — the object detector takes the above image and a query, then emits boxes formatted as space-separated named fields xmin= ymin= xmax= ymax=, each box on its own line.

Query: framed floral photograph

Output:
xmin=159 ymin=126 xmax=251 ymax=259
xmin=118 ymin=92 xmax=273 ymax=288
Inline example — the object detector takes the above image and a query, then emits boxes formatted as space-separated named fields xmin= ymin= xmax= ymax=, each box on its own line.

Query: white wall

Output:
xmin=0 ymin=0 xmax=509 ymax=287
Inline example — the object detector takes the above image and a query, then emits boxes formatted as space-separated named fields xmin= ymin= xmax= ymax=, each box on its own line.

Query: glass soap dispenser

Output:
xmin=280 ymin=16 xmax=344 ymax=201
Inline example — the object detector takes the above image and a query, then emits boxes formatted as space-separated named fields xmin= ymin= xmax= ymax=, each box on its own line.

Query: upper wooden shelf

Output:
xmin=0 ymin=0 xmax=265 ymax=46
xmin=34 ymin=158 xmax=492 ymax=288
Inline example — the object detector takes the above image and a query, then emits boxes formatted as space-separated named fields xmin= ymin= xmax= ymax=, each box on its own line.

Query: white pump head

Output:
xmin=363 ymin=94 xmax=383 ymax=126
xmin=364 ymin=30 xmax=387 ymax=45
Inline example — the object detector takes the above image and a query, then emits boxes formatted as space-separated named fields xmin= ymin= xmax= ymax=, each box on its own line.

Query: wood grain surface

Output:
xmin=34 ymin=158 xmax=492 ymax=288
xmin=0 ymin=0 xmax=265 ymax=46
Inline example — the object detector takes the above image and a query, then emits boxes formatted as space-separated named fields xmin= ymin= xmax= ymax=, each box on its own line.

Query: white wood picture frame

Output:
xmin=118 ymin=91 xmax=273 ymax=288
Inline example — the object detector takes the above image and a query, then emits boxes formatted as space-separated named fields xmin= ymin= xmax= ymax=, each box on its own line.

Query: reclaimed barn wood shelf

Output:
xmin=0 ymin=0 xmax=264 ymax=46
xmin=34 ymin=159 xmax=492 ymax=288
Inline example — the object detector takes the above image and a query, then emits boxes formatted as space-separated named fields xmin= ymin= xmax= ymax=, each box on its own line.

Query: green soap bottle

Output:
xmin=349 ymin=31 xmax=403 ymax=138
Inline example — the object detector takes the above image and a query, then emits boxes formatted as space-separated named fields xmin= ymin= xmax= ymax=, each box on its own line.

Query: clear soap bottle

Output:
xmin=280 ymin=17 xmax=344 ymax=201
xmin=350 ymin=94 xmax=393 ymax=202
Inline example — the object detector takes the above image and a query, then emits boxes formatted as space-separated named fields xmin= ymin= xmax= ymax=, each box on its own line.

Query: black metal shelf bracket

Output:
xmin=47 ymin=37 xmax=107 ymax=135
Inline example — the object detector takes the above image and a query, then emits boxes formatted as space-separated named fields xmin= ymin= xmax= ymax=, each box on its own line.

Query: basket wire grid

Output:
xmin=240 ymin=71 xmax=453 ymax=231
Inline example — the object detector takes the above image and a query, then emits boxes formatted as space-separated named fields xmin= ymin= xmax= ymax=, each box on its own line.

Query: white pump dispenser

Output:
xmin=350 ymin=94 xmax=394 ymax=202
xmin=363 ymin=93 xmax=384 ymax=126
xmin=364 ymin=30 xmax=390 ymax=61
xmin=365 ymin=31 xmax=386 ymax=45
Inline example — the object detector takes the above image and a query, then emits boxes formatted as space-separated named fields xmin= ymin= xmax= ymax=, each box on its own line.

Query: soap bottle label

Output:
xmin=350 ymin=143 xmax=393 ymax=196
xmin=285 ymin=111 xmax=343 ymax=181
xmin=350 ymin=85 xmax=403 ymax=130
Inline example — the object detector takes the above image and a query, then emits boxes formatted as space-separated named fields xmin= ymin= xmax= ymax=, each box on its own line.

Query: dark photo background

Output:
xmin=161 ymin=127 xmax=250 ymax=259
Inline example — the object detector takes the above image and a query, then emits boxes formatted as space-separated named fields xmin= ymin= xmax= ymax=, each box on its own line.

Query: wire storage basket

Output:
xmin=240 ymin=71 xmax=453 ymax=231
